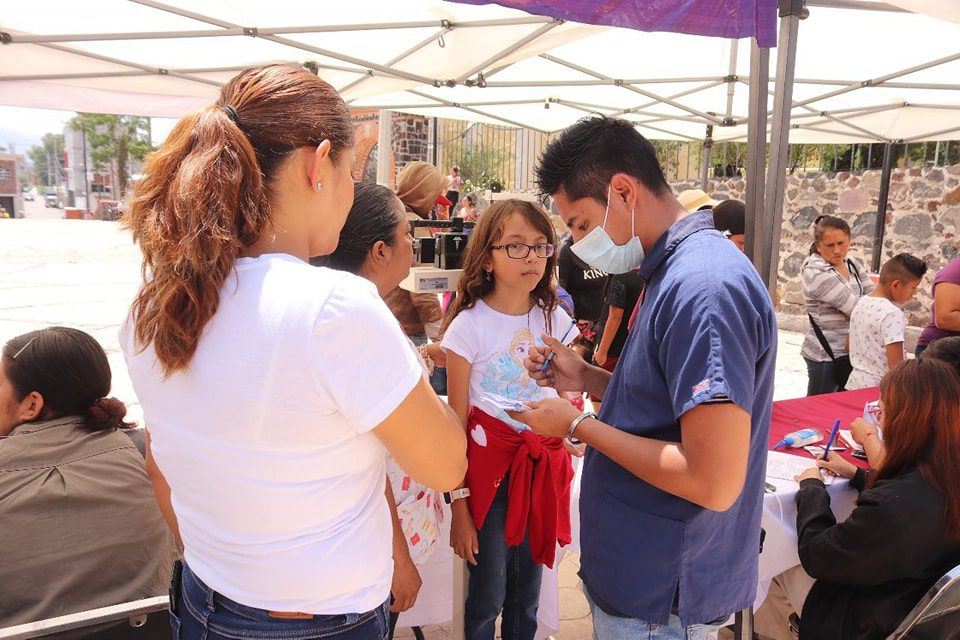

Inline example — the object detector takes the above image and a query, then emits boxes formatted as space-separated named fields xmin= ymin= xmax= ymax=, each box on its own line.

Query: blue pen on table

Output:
xmin=540 ymin=318 xmax=578 ymax=374
xmin=822 ymin=418 xmax=841 ymax=460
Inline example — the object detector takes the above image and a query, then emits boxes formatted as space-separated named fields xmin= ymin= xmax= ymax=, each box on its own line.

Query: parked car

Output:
xmin=23 ymin=192 xmax=34 ymax=201
xmin=44 ymin=194 xmax=59 ymax=208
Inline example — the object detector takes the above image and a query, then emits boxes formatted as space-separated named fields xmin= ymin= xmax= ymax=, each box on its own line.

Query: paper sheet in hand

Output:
xmin=766 ymin=450 xmax=819 ymax=481
xmin=479 ymin=393 xmax=529 ymax=412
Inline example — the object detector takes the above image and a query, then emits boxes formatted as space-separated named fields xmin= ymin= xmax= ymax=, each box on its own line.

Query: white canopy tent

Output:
xmin=2 ymin=0 xmax=959 ymax=288
xmin=2 ymin=0 xmax=959 ymax=143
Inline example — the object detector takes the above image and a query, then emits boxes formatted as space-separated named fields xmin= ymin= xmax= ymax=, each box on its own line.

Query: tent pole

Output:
xmin=872 ymin=142 xmax=895 ymax=272
xmin=377 ymin=110 xmax=392 ymax=188
xmin=760 ymin=0 xmax=802 ymax=298
xmin=701 ymin=125 xmax=714 ymax=189
xmin=744 ymin=40 xmax=769 ymax=271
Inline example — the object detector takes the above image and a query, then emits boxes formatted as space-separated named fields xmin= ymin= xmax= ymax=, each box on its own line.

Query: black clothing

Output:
xmin=796 ymin=467 xmax=960 ymax=640
xmin=595 ymin=270 xmax=645 ymax=358
xmin=557 ymin=236 xmax=607 ymax=322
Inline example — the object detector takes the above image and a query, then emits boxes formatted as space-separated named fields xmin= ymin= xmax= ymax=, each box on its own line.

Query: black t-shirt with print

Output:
xmin=557 ymin=235 xmax=608 ymax=323
xmin=596 ymin=269 xmax=645 ymax=358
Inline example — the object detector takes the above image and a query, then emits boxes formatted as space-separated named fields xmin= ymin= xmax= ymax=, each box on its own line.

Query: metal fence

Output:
xmin=433 ymin=117 xmax=960 ymax=191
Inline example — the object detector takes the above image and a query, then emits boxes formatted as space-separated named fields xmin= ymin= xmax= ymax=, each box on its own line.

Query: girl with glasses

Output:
xmin=439 ymin=200 xmax=579 ymax=640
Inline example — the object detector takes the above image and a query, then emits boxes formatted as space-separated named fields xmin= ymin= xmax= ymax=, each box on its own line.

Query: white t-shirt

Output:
xmin=120 ymin=254 xmax=422 ymax=614
xmin=847 ymin=295 xmax=905 ymax=390
xmin=440 ymin=300 xmax=578 ymax=426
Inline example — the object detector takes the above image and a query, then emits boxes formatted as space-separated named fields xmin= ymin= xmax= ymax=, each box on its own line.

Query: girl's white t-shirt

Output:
xmin=440 ymin=300 xmax=578 ymax=425
xmin=120 ymin=254 xmax=422 ymax=614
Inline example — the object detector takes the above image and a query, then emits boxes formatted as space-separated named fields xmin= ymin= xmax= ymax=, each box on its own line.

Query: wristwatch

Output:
xmin=443 ymin=488 xmax=471 ymax=504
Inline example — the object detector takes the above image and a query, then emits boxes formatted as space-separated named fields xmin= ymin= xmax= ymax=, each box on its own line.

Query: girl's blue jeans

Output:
xmin=464 ymin=474 xmax=543 ymax=640
xmin=171 ymin=561 xmax=389 ymax=640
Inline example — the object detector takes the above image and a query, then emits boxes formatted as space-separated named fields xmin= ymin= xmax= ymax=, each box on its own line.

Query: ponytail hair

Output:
xmin=2 ymin=327 xmax=133 ymax=431
xmin=126 ymin=64 xmax=354 ymax=376
xmin=809 ymin=214 xmax=851 ymax=256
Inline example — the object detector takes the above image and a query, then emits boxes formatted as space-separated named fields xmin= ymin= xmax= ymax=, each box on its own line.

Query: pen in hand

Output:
xmin=822 ymin=418 xmax=841 ymax=460
xmin=540 ymin=318 xmax=578 ymax=375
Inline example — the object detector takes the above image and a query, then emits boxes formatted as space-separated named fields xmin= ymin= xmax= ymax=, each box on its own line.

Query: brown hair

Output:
xmin=440 ymin=199 xmax=558 ymax=335
xmin=2 ymin=327 xmax=132 ymax=431
xmin=876 ymin=359 xmax=960 ymax=538
xmin=126 ymin=64 xmax=354 ymax=376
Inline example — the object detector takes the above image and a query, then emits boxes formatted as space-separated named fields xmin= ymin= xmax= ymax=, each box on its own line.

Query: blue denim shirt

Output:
xmin=580 ymin=211 xmax=777 ymax=626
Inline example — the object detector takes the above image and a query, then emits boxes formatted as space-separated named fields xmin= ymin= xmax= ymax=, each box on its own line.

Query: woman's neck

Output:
xmin=483 ymin=283 xmax=534 ymax=316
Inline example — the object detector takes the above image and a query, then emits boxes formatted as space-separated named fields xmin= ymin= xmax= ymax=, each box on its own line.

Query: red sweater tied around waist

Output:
xmin=465 ymin=407 xmax=574 ymax=568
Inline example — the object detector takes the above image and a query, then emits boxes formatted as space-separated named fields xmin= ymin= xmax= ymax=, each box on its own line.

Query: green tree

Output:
xmin=69 ymin=114 xmax=153 ymax=197
xmin=26 ymin=133 xmax=65 ymax=187
xmin=444 ymin=134 xmax=507 ymax=193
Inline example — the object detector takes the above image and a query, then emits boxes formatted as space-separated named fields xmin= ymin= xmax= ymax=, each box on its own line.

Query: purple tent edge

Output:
xmin=450 ymin=0 xmax=778 ymax=48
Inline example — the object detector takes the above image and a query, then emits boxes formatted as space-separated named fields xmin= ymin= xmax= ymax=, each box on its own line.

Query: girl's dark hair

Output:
xmin=809 ymin=214 xmax=851 ymax=255
xmin=126 ymin=64 xmax=355 ymax=377
xmin=2 ymin=327 xmax=131 ymax=431
xmin=440 ymin=199 xmax=558 ymax=335
xmin=876 ymin=359 xmax=960 ymax=539
xmin=311 ymin=182 xmax=405 ymax=274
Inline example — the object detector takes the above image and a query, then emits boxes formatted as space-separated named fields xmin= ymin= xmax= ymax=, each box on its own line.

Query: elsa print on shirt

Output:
xmin=479 ymin=328 xmax=544 ymax=401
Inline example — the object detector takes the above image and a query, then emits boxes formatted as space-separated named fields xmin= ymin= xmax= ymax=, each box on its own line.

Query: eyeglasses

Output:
xmin=491 ymin=242 xmax=555 ymax=259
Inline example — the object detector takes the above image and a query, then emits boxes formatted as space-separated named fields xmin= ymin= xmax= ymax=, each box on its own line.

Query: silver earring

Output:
xmin=485 ymin=271 xmax=492 ymax=281
xmin=316 ymin=181 xmax=323 ymax=192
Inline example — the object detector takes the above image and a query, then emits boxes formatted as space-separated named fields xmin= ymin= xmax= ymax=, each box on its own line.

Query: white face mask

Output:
xmin=570 ymin=186 xmax=645 ymax=274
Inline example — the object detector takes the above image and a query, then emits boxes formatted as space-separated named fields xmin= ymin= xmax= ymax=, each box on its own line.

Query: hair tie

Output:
xmin=222 ymin=104 xmax=241 ymax=125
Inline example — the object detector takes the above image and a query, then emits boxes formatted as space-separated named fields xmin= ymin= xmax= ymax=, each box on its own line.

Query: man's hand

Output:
xmin=390 ymin=554 xmax=422 ymax=613
xmin=508 ymin=397 xmax=582 ymax=439
xmin=795 ymin=467 xmax=825 ymax=483
xmin=524 ymin=335 xmax=588 ymax=393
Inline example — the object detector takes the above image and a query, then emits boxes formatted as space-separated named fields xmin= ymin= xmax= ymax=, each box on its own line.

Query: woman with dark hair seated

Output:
xmin=0 ymin=326 xmax=177 ymax=627
xmin=788 ymin=359 xmax=960 ymax=639
xmin=312 ymin=182 xmax=446 ymax=637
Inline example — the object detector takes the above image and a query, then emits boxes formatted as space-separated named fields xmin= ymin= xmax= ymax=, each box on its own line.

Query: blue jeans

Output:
xmin=805 ymin=358 xmax=839 ymax=396
xmin=465 ymin=475 xmax=542 ymax=640
xmin=171 ymin=561 xmax=389 ymax=640
xmin=585 ymin=589 xmax=718 ymax=640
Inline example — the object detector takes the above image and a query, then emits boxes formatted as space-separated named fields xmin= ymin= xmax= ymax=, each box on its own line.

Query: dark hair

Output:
xmin=440 ymin=200 xmax=558 ymax=335
xmin=2 ymin=327 xmax=131 ymax=431
xmin=126 ymin=64 xmax=355 ymax=376
xmin=877 ymin=359 xmax=960 ymax=538
xmin=809 ymin=215 xmax=851 ymax=255
xmin=536 ymin=116 xmax=668 ymax=204
xmin=311 ymin=182 xmax=405 ymax=274
xmin=920 ymin=336 xmax=960 ymax=378
xmin=879 ymin=252 xmax=927 ymax=284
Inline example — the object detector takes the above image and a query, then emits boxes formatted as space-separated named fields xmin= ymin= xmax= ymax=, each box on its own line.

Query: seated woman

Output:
xmin=0 ymin=327 xmax=177 ymax=627
xmin=791 ymin=359 xmax=960 ymax=639
xmin=311 ymin=182 xmax=446 ymax=635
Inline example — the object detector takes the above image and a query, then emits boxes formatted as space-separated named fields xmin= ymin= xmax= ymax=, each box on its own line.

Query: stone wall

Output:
xmin=672 ymin=164 xmax=960 ymax=327
xmin=350 ymin=111 xmax=431 ymax=187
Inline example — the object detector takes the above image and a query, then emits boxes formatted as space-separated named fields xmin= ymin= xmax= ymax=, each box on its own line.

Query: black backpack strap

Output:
xmin=808 ymin=313 xmax=838 ymax=362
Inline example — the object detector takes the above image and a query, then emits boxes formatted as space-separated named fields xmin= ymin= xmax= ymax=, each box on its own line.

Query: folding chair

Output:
xmin=887 ymin=563 xmax=960 ymax=640
xmin=0 ymin=596 xmax=168 ymax=640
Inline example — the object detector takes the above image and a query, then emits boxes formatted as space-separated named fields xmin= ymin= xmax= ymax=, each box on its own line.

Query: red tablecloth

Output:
xmin=769 ymin=388 xmax=879 ymax=469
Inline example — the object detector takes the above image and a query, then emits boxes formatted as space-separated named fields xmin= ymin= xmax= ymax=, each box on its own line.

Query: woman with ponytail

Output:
xmin=120 ymin=64 xmax=466 ymax=640
xmin=0 ymin=326 xmax=177 ymax=627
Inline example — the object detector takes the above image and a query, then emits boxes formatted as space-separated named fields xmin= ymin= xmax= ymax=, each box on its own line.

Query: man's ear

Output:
xmin=609 ymin=173 xmax=639 ymax=209
xmin=18 ymin=391 xmax=45 ymax=423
